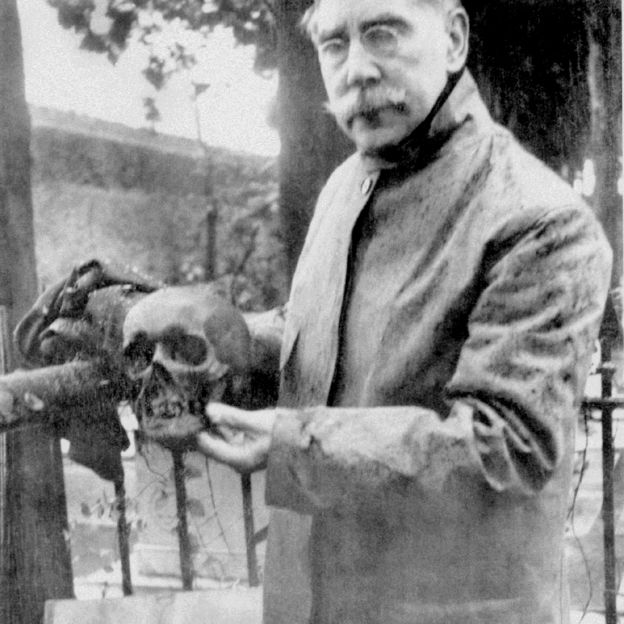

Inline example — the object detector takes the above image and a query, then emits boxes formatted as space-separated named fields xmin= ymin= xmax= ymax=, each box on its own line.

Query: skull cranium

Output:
xmin=122 ymin=285 xmax=251 ymax=448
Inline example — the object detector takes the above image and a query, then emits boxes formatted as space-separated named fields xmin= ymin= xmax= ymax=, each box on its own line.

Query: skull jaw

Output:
xmin=134 ymin=376 xmax=228 ymax=452
xmin=139 ymin=409 xmax=207 ymax=451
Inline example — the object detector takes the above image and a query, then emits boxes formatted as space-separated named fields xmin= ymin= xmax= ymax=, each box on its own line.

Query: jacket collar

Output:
xmin=360 ymin=69 xmax=493 ymax=173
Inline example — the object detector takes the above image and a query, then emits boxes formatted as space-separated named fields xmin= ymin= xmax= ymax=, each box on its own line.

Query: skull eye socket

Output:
xmin=163 ymin=333 xmax=208 ymax=366
xmin=123 ymin=334 xmax=155 ymax=376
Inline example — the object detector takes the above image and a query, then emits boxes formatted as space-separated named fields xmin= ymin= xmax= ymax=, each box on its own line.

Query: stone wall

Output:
xmin=30 ymin=106 xmax=286 ymax=311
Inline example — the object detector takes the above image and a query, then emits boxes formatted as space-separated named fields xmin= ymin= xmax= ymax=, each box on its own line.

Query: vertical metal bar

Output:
xmin=600 ymin=338 xmax=618 ymax=624
xmin=172 ymin=450 xmax=193 ymax=590
xmin=205 ymin=205 xmax=218 ymax=282
xmin=0 ymin=306 xmax=10 ymax=565
xmin=0 ymin=416 xmax=4 ymax=556
xmin=241 ymin=474 xmax=259 ymax=587
xmin=114 ymin=477 xmax=133 ymax=596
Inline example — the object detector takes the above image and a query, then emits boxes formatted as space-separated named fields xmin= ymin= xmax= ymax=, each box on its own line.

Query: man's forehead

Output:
xmin=313 ymin=0 xmax=428 ymax=32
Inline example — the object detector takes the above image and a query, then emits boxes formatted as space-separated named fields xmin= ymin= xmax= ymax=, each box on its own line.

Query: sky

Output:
xmin=16 ymin=0 xmax=280 ymax=156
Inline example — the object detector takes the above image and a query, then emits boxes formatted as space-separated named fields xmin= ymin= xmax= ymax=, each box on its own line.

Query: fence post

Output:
xmin=172 ymin=450 xmax=194 ymax=590
xmin=600 ymin=355 xmax=617 ymax=623
xmin=242 ymin=474 xmax=260 ymax=587
xmin=599 ymin=293 xmax=621 ymax=624
xmin=0 ymin=306 xmax=10 ymax=579
xmin=115 ymin=476 xmax=133 ymax=596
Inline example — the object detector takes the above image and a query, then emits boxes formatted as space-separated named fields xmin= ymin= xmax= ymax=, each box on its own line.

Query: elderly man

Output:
xmin=15 ymin=0 xmax=611 ymax=622
xmin=195 ymin=1 xmax=611 ymax=623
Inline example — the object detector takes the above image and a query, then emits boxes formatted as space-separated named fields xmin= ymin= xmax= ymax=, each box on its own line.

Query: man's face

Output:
xmin=313 ymin=0 xmax=457 ymax=155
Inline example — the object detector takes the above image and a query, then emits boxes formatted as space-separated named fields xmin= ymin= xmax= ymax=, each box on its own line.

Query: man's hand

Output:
xmin=198 ymin=402 xmax=276 ymax=473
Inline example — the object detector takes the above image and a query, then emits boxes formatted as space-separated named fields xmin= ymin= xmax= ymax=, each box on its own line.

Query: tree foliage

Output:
xmin=47 ymin=0 xmax=278 ymax=89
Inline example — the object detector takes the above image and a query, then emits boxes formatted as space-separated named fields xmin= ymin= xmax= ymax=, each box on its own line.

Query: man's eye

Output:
xmin=319 ymin=38 xmax=347 ymax=59
xmin=362 ymin=25 xmax=399 ymax=55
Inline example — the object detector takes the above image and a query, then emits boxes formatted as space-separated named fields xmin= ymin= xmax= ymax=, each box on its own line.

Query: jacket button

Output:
xmin=361 ymin=177 xmax=373 ymax=195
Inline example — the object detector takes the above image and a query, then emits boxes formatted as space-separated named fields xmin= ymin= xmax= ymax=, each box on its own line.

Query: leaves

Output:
xmin=186 ymin=497 xmax=206 ymax=517
xmin=188 ymin=531 xmax=200 ymax=554
xmin=182 ymin=463 xmax=204 ymax=479
xmin=111 ymin=0 xmax=137 ymax=12
xmin=48 ymin=0 xmax=278 ymax=92
xmin=23 ymin=392 xmax=45 ymax=412
xmin=192 ymin=81 xmax=210 ymax=97
xmin=143 ymin=96 xmax=162 ymax=124
xmin=153 ymin=487 xmax=171 ymax=511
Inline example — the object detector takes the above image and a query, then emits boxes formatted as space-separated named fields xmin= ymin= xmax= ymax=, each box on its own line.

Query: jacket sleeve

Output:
xmin=265 ymin=203 xmax=612 ymax=514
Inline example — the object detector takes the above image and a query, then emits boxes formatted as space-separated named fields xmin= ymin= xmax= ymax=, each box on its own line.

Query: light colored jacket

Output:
xmin=262 ymin=72 xmax=612 ymax=624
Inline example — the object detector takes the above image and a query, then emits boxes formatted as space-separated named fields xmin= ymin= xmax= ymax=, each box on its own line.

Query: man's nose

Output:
xmin=345 ymin=39 xmax=381 ymax=87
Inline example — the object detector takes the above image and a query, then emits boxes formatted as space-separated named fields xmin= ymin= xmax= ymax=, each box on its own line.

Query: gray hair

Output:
xmin=301 ymin=0 xmax=464 ymax=42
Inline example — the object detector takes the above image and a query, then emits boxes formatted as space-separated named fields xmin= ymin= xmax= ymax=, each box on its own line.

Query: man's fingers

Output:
xmin=201 ymin=404 xmax=275 ymax=472
xmin=210 ymin=422 xmax=244 ymax=445
xmin=196 ymin=431 xmax=243 ymax=465
xmin=195 ymin=431 xmax=266 ymax=473
xmin=206 ymin=402 xmax=274 ymax=433
xmin=206 ymin=402 xmax=251 ymax=428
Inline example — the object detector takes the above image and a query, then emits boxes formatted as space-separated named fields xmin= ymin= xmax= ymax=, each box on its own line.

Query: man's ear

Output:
xmin=446 ymin=7 xmax=469 ymax=73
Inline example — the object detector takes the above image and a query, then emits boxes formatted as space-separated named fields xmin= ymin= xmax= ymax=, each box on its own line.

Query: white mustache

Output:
xmin=325 ymin=86 xmax=408 ymax=126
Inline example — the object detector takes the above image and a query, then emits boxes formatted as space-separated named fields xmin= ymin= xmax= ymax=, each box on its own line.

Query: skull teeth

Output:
xmin=135 ymin=386 xmax=207 ymax=422
xmin=151 ymin=394 xmax=185 ymax=420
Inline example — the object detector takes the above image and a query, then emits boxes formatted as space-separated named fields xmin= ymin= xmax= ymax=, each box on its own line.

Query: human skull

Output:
xmin=122 ymin=285 xmax=251 ymax=448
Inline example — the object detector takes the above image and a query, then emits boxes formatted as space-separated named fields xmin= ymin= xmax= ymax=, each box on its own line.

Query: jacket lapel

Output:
xmin=283 ymin=160 xmax=380 ymax=407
